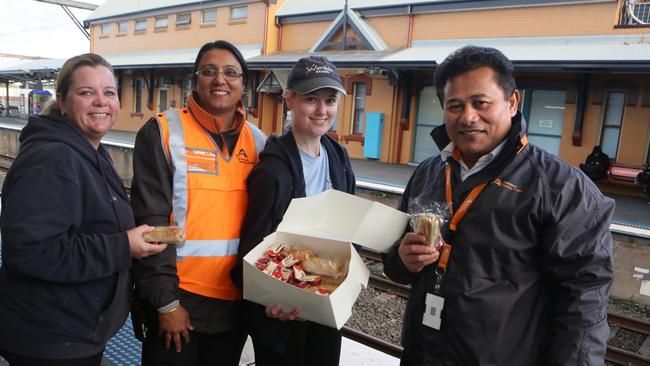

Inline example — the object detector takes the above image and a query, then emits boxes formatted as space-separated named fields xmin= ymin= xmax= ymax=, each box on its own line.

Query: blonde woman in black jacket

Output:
xmin=0 ymin=54 xmax=164 ymax=366
xmin=234 ymin=56 xmax=355 ymax=366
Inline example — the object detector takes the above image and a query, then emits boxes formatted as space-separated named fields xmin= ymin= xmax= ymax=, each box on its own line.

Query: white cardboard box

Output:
xmin=243 ymin=189 xmax=409 ymax=329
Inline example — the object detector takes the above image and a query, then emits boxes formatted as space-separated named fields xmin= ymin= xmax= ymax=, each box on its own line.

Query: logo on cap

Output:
xmin=305 ymin=63 xmax=334 ymax=75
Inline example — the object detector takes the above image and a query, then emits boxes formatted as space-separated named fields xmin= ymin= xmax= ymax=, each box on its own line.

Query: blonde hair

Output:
xmin=41 ymin=53 xmax=115 ymax=115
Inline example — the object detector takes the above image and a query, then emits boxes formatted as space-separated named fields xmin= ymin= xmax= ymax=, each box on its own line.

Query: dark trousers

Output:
xmin=0 ymin=348 xmax=103 ymax=366
xmin=252 ymin=321 xmax=341 ymax=366
xmin=141 ymin=329 xmax=247 ymax=366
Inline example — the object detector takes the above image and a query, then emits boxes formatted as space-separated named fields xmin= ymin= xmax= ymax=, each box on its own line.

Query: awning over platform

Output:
xmin=387 ymin=34 xmax=650 ymax=70
xmin=0 ymin=58 xmax=65 ymax=82
xmin=101 ymin=44 xmax=263 ymax=69
xmin=248 ymin=34 xmax=650 ymax=71
xmin=246 ymin=49 xmax=405 ymax=69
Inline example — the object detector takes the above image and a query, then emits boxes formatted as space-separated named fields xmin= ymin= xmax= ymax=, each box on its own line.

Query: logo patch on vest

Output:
xmin=237 ymin=148 xmax=254 ymax=164
xmin=491 ymin=178 xmax=523 ymax=193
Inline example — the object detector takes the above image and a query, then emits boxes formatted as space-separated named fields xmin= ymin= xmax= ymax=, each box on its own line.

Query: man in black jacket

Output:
xmin=383 ymin=46 xmax=614 ymax=366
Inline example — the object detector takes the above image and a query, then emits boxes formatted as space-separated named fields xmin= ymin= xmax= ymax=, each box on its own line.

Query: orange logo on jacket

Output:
xmin=492 ymin=178 xmax=523 ymax=193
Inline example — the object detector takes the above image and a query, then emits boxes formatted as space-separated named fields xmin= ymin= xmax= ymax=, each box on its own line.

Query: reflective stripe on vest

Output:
xmin=176 ymin=239 xmax=240 ymax=257
xmin=157 ymin=109 xmax=265 ymax=301
xmin=164 ymin=109 xmax=189 ymax=228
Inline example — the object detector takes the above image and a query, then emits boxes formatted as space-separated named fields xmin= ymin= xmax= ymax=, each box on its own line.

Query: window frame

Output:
xmin=229 ymin=5 xmax=248 ymax=21
xmin=154 ymin=16 xmax=168 ymax=29
xmin=117 ymin=21 xmax=128 ymax=34
xmin=202 ymin=8 xmax=217 ymax=24
xmin=134 ymin=19 xmax=147 ymax=32
xmin=100 ymin=23 xmax=111 ymax=35
xmin=176 ymin=13 xmax=192 ymax=26
xmin=134 ymin=78 xmax=143 ymax=113
xmin=599 ymin=90 xmax=627 ymax=160
xmin=350 ymin=82 xmax=367 ymax=135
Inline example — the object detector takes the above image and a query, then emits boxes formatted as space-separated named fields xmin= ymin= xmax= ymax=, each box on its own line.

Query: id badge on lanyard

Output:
xmin=421 ymin=138 xmax=527 ymax=330
xmin=422 ymin=161 xmax=487 ymax=330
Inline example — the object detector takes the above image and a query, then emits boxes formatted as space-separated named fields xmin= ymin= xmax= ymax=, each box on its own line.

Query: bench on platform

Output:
xmin=604 ymin=164 xmax=643 ymax=187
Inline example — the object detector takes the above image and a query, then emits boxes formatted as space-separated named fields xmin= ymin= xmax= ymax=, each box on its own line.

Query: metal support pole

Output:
xmin=5 ymin=81 xmax=9 ymax=117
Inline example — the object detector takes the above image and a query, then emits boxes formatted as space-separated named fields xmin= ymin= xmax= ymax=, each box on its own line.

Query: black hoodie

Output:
xmin=232 ymin=130 xmax=355 ymax=352
xmin=0 ymin=113 xmax=133 ymax=359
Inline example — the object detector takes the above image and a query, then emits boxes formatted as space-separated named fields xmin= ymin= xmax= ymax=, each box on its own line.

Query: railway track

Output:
xmin=0 ymin=153 xmax=14 ymax=171
xmin=360 ymin=251 xmax=650 ymax=366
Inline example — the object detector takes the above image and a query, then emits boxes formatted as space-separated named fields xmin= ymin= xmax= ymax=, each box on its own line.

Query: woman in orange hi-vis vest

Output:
xmin=130 ymin=40 xmax=266 ymax=366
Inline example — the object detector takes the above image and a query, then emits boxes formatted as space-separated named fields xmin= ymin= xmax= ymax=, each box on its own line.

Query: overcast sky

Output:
xmin=0 ymin=0 xmax=106 ymax=66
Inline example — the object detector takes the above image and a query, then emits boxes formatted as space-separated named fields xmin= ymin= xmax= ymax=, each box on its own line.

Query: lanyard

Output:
xmin=433 ymin=136 xmax=528 ymax=293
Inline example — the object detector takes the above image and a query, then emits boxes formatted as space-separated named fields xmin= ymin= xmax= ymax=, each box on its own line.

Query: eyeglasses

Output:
xmin=195 ymin=67 xmax=243 ymax=81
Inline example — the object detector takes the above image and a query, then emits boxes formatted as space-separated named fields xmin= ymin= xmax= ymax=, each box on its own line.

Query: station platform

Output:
xmin=1 ymin=116 xmax=649 ymax=232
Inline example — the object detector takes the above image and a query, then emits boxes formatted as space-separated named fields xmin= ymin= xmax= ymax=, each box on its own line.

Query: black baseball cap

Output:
xmin=286 ymin=56 xmax=347 ymax=95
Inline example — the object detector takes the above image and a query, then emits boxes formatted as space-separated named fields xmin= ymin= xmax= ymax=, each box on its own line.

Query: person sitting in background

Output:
xmin=636 ymin=163 xmax=650 ymax=203
xmin=579 ymin=145 xmax=610 ymax=181
xmin=0 ymin=53 xmax=165 ymax=366
xmin=233 ymin=55 xmax=355 ymax=366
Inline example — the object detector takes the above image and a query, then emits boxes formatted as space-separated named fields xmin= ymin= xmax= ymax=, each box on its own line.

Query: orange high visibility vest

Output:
xmin=156 ymin=108 xmax=265 ymax=300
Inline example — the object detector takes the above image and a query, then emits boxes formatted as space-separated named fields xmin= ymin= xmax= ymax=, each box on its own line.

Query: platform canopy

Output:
xmin=99 ymin=44 xmax=262 ymax=69
xmin=248 ymin=34 xmax=650 ymax=71
xmin=0 ymin=58 xmax=65 ymax=83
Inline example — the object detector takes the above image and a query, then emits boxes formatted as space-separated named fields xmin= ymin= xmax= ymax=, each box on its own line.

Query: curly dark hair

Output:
xmin=434 ymin=45 xmax=516 ymax=103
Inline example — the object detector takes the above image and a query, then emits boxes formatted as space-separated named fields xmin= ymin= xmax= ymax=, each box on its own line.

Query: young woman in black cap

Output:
xmin=234 ymin=55 xmax=355 ymax=365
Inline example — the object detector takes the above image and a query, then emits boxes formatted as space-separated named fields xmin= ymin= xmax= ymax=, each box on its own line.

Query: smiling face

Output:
xmin=285 ymin=88 xmax=339 ymax=140
xmin=195 ymin=48 xmax=244 ymax=118
xmin=58 ymin=65 xmax=119 ymax=148
xmin=443 ymin=66 xmax=519 ymax=167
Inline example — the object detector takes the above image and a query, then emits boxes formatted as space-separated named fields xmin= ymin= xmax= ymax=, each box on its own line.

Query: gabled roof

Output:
xmin=256 ymin=69 xmax=289 ymax=93
xmin=85 ymin=0 xmax=252 ymax=24
xmin=310 ymin=7 xmax=388 ymax=52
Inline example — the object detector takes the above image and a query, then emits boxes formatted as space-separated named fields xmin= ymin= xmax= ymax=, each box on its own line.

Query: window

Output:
xmin=182 ymin=76 xmax=192 ymax=107
xmin=351 ymin=83 xmax=366 ymax=134
xmin=522 ymin=89 xmax=567 ymax=156
xmin=229 ymin=5 xmax=248 ymax=21
xmin=118 ymin=21 xmax=128 ymax=33
xmin=158 ymin=89 xmax=168 ymax=113
xmin=202 ymin=8 xmax=217 ymax=24
xmin=135 ymin=19 xmax=147 ymax=32
xmin=134 ymin=79 xmax=143 ymax=113
xmin=155 ymin=16 xmax=168 ymax=29
xmin=601 ymin=91 xmax=626 ymax=158
xmin=176 ymin=13 xmax=191 ymax=26
xmin=412 ymin=86 xmax=444 ymax=163
xmin=101 ymin=23 xmax=111 ymax=35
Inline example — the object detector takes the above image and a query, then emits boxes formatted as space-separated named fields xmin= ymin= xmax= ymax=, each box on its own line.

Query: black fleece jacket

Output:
xmin=232 ymin=130 xmax=355 ymax=352
xmin=0 ymin=113 xmax=133 ymax=359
